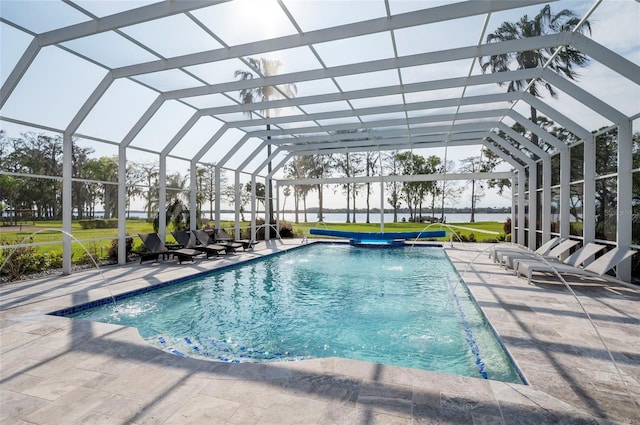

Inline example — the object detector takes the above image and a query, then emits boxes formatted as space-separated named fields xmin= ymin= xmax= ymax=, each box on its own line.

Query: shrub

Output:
xmin=108 ymin=237 xmax=133 ymax=261
xmin=78 ymin=219 xmax=117 ymax=229
xmin=455 ymin=234 xmax=469 ymax=242
xmin=0 ymin=237 xmax=55 ymax=280
xmin=96 ymin=219 xmax=118 ymax=229
xmin=251 ymin=219 xmax=294 ymax=239
xmin=503 ymin=217 xmax=512 ymax=235
xmin=78 ymin=220 xmax=97 ymax=230
xmin=279 ymin=221 xmax=294 ymax=238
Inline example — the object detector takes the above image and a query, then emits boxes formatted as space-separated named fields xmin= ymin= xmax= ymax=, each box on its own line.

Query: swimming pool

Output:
xmin=65 ymin=243 xmax=523 ymax=383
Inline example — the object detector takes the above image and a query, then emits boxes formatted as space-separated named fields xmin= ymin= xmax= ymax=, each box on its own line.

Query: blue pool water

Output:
xmin=67 ymin=244 xmax=523 ymax=383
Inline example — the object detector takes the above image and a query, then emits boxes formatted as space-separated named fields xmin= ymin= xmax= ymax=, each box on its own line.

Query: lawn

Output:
xmin=294 ymin=220 xmax=505 ymax=241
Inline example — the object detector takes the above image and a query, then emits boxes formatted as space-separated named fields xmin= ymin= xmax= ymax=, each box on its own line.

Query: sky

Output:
xmin=0 ymin=0 xmax=638 ymax=213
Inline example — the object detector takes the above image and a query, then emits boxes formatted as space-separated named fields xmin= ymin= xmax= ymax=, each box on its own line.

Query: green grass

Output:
xmin=1 ymin=219 xmax=506 ymax=263
xmin=295 ymin=221 xmax=504 ymax=241
xmin=0 ymin=220 xmax=156 ymax=261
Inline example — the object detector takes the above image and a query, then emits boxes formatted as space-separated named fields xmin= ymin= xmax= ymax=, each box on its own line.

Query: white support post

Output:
xmin=117 ymin=145 xmax=127 ymax=265
xmin=529 ymin=165 xmax=537 ymax=249
xmin=583 ymin=136 xmax=596 ymax=244
xmin=379 ymin=151 xmax=384 ymax=232
xmin=275 ymin=183 xmax=280 ymax=237
xmin=518 ymin=171 xmax=525 ymax=245
xmin=159 ymin=155 xmax=167 ymax=243
xmin=215 ymin=166 xmax=221 ymax=230
xmin=617 ymin=121 xmax=633 ymax=281
xmin=542 ymin=158 xmax=551 ymax=243
xmin=511 ymin=175 xmax=517 ymax=243
xmin=234 ymin=170 xmax=241 ymax=239
xmin=274 ymin=181 xmax=280 ymax=231
xmin=62 ymin=132 xmax=73 ymax=275
xmin=265 ymin=176 xmax=271 ymax=241
xmin=190 ymin=161 xmax=197 ymax=231
xmin=560 ymin=148 xmax=571 ymax=238
xmin=251 ymin=175 xmax=257 ymax=241
xmin=380 ymin=178 xmax=385 ymax=233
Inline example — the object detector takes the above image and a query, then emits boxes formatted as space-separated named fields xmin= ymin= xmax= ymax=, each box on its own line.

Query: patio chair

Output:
xmin=500 ymin=239 xmax=580 ymax=270
xmin=213 ymin=228 xmax=244 ymax=252
xmin=516 ymin=247 xmax=636 ymax=285
xmin=137 ymin=233 xmax=201 ymax=264
xmin=173 ymin=230 xmax=226 ymax=258
xmin=170 ymin=230 xmax=192 ymax=248
xmin=490 ymin=237 xmax=560 ymax=263
xmin=512 ymin=242 xmax=606 ymax=275
xmin=193 ymin=229 xmax=234 ymax=255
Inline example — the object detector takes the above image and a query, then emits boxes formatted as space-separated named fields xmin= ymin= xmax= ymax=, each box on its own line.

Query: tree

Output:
xmin=220 ymin=183 xmax=252 ymax=222
xmin=306 ymin=154 xmax=333 ymax=222
xmin=125 ymin=161 xmax=144 ymax=218
xmin=137 ymin=161 xmax=159 ymax=221
xmin=349 ymin=153 xmax=364 ymax=223
xmin=245 ymin=181 xmax=266 ymax=209
xmin=394 ymin=151 xmax=428 ymax=221
xmin=482 ymin=146 xmax=511 ymax=197
xmin=480 ymin=4 xmax=591 ymax=146
xmin=194 ymin=166 xmax=207 ymax=220
xmin=459 ymin=155 xmax=487 ymax=223
xmin=235 ymin=58 xmax=297 ymax=234
xmin=71 ymin=144 xmax=95 ymax=219
xmin=334 ymin=151 xmax=363 ymax=223
xmin=84 ymin=157 xmax=118 ymax=219
xmin=164 ymin=172 xmax=189 ymax=231
xmin=198 ymin=163 xmax=227 ymax=221
xmin=438 ymin=159 xmax=462 ymax=222
xmin=0 ymin=175 xmax=22 ymax=225
xmin=333 ymin=153 xmax=353 ymax=223
xmin=285 ymin=155 xmax=313 ymax=223
xmin=425 ymin=155 xmax=442 ymax=219
xmin=383 ymin=151 xmax=402 ymax=222
xmin=10 ymin=133 xmax=63 ymax=219
xmin=364 ymin=150 xmax=379 ymax=223
xmin=281 ymin=185 xmax=291 ymax=221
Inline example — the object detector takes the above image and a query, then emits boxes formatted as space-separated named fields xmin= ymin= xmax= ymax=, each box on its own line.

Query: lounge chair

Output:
xmin=173 ymin=230 xmax=226 ymax=258
xmin=193 ymin=229 xmax=234 ymax=255
xmin=137 ymin=233 xmax=201 ymax=264
xmin=512 ymin=242 xmax=606 ymax=275
xmin=490 ymin=237 xmax=560 ymax=263
xmin=213 ymin=228 xmax=245 ymax=252
xmin=500 ymin=239 xmax=580 ymax=270
xmin=516 ymin=247 xmax=636 ymax=285
xmin=170 ymin=230 xmax=193 ymax=248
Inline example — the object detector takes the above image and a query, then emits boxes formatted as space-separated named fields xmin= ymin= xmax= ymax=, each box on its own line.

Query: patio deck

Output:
xmin=1 ymin=241 xmax=638 ymax=424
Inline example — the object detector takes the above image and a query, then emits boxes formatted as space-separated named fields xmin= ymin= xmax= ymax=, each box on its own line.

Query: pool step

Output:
xmin=146 ymin=334 xmax=307 ymax=363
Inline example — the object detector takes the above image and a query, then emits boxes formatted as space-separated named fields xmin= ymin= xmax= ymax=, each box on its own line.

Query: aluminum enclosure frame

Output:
xmin=0 ymin=0 xmax=638 ymax=280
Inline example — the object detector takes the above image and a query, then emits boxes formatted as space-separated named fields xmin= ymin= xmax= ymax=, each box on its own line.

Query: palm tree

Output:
xmin=281 ymin=186 xmax=291 ymax=221
xmin=480 ymin=4 xmax=591 ymax=145
xmin=235 ymin=58 xmax=297 ymax=236
xmin=285 ymin=155 xmax=313 ymax=223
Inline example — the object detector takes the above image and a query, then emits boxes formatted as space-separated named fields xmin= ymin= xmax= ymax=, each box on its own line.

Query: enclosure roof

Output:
xmin=1 ymin=0 xmax=639 ymax=175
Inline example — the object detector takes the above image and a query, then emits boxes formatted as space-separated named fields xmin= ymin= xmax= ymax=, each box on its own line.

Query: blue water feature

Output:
xmin=65 ymin=244 xmax=522 ymax=383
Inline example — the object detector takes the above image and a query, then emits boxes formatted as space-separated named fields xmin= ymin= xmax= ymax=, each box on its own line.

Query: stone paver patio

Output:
xmin=1 ymin=240 xmax=639 ymax=424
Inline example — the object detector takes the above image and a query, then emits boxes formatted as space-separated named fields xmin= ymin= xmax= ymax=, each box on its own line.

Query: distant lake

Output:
xmin=122 ymin=211 xmax=510 ymax=224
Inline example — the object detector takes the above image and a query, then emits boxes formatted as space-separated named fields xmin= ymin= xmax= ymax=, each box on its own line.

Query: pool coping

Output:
xmin=1 ymin=239 xmax=639 ymax=424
